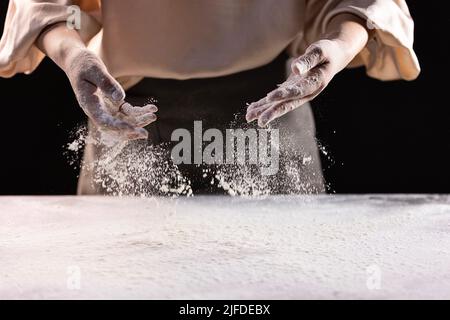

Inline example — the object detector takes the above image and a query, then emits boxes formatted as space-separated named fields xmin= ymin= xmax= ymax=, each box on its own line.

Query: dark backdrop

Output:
xmin=0 ymin=1 xmax=448 ymax=195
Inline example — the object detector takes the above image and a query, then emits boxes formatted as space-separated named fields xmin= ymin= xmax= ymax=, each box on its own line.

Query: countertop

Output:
xmin=1 ymin=195 xmax=449 ymax=299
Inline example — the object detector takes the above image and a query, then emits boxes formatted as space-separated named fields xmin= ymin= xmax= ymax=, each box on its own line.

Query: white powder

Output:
xmin=64 ymin=126 xmax=88 ymax=169
xmin=1 ymin=195 xmax=449 ymax=299
xmin=206 ymin=117 xmax=326 ymax=196
xmin=92 ymin=141 xmax=193 ymax=197
xmin=66 ymin=122 xmax=327 ymax=197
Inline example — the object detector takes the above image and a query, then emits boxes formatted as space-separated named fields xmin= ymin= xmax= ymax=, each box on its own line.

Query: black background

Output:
xmin=0 ymin=1 xmax=448 ymax=195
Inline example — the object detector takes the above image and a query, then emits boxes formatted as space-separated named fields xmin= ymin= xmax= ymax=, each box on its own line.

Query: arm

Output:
xmin=36 ymin=23 xmax=157 ymax=140
xmin=246 ymin=13 xmax=370 ymax=127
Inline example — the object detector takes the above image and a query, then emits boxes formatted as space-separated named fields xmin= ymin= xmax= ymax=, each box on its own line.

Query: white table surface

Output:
xmin=0 ymin=195 xmax=449 ymax=299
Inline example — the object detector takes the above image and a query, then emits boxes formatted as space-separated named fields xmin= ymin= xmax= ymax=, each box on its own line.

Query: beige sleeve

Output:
xmin=289 ymin=0 xmax=420 ymax=81
xmin=0 ymin=0 xmax=101 ymax=78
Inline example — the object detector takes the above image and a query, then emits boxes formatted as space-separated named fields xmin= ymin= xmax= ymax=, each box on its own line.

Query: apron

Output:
xmin=77 ymin=53 xmax=325 ymax=196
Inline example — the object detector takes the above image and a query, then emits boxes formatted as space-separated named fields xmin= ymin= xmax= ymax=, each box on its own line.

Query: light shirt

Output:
xmin=0 ymin=0 xmax=420 ymax=87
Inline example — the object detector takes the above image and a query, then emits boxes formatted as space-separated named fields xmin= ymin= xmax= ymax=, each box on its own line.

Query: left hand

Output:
xmin=246 ymin=38 xmax=362 ymax=127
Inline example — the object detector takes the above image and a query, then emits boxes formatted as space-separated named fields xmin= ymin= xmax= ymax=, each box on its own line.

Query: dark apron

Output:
xmin=78 ymin=53 xmax=325 ymax=196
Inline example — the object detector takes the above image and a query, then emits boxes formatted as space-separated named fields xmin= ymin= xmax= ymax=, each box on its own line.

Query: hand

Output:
xmin=35 ymin=24 xmax=157 ymax=140
xmin=246 ymin=14 xmax=370 ymax=127
xmin=64 ymin=48 xmax=157 ymax=140
xmin=246 ymin=39 xmax=353 ymax=127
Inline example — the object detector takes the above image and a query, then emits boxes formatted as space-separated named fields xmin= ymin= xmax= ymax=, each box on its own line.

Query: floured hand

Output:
xmin=65 ymin=49 xmax=157 ymax=140
xmin=246 ymin=39 xmax=352 ymax=127
xmin=246 ymin=14 xmax=370 ymax=127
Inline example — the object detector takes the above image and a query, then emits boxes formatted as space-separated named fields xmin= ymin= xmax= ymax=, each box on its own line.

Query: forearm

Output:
xmin=36 ymin=23 xmax=86 ymax=71
xmin=323 ymin=13 xmax=371 ymax=64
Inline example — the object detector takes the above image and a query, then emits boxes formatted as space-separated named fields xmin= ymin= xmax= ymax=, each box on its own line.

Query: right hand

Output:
xmin=64 ymin=48 xmax=157 ymax=140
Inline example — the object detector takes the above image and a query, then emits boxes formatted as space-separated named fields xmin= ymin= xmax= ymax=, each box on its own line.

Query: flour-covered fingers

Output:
xmin=88 ymin=104 xmax=138 ymax=133
xmin=266 ymin=83 xmax=306 ymax=101
xmin=137 ymin=103 xmax=158 ymax=114
xmin=257 ymin=99 xmax=303 ymax=127
xmin=246 ymin=75 xmax=296 ymax=112
xmin=247 ymin=88 xmax=291 ymax=111
xmin=246 ymin=103 xmax=272 ymax=123
xmin=249 ymin=73 xmax=322 ymax=112
xmin=120 ymin=103 xmax=158 ymax=116
xmin=257 ymin=79 xmax=326 ymax=127
xmin=131 ymin=113 xmax=158 ymax=127
xmin=119 ymin=103 xmax=158 ymax=127
xmin=268 ymin=69 xmax=325 ymax=102
xmin=246 ymin=85 xmax=297 ymax=123
xmin=76 ymin=82 xmax=147 ymax=138
xmin=291 ymin=45 xmax=325 ymax=75
xmin=247 ymin=73 xmax=324 ymax=121
xmin=247 ymin=59 xmax=327 ymax=125
xmin=246 ymin=95 xmax=272 ymax=112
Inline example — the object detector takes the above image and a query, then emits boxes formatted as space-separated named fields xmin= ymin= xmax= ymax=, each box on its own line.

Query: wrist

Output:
xmin=59 ymin=45 xmax=87 ymax=72
xmin=36 ymin=23 xmax=86 ymax=71
xmin=324 ymin=13 xmax=370 ymax=59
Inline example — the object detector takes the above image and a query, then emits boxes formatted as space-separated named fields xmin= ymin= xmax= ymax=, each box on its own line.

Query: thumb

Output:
xmin=291 ymin=44 xmax=325 ymax=75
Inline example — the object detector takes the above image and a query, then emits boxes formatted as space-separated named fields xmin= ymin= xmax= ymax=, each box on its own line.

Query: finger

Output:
xmin=140 ymin=104 xmax=158 ymax=113
xmin=247 ymin=95 xmax=272 ymax=111
xmin=120 ymin=103 xmax=158 ymax=127
xmin=133 ymin=113 xmax=157 ymax=127
xmin=257 ymin=84 xmax=325 ymax=127
xmin=121 ymin=103 xmax=158 ymax=116
xmin=246 ymin=103 xmax=272 ymax=123
xmin=257 ymin=100 xmax=300 ymax=127
xmin=291 ymin=45 xmax=325 ymax=75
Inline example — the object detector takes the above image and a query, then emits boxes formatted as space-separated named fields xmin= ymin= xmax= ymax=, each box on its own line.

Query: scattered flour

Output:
xmin=65 ymin=125 xmax=192 ymax=197
xmin=66 ymin=120 xmax=329 ymax=197
xmin=92 ymin=141 xmax=193 ymax=197
xmin=64 ymin=126 xmax=88 ymax=168
xmin=203 ymin=116 xmax=326 ymax=196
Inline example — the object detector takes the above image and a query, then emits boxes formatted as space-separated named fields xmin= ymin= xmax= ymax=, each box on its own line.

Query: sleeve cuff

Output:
xmin=321 ymin=1 xmax=421 ymax=81
xmin=0 ymin=0 xmax=100 ymax=78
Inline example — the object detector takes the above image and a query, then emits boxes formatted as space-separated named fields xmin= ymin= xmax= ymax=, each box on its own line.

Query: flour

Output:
xmin=65 ymin=125 xmax=192 ymax=197
xmin=1 ymin=195 xmax=450 ymax=299
xmin=66 ymin=119 xmax=328 ymax=197
xmin=91 ymin=141 xmax=193 ymax=197
xmin=205 ymin=116 xmax=326 ymax=196
xmin=64 ymin=126 xmax=88 ymax=169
